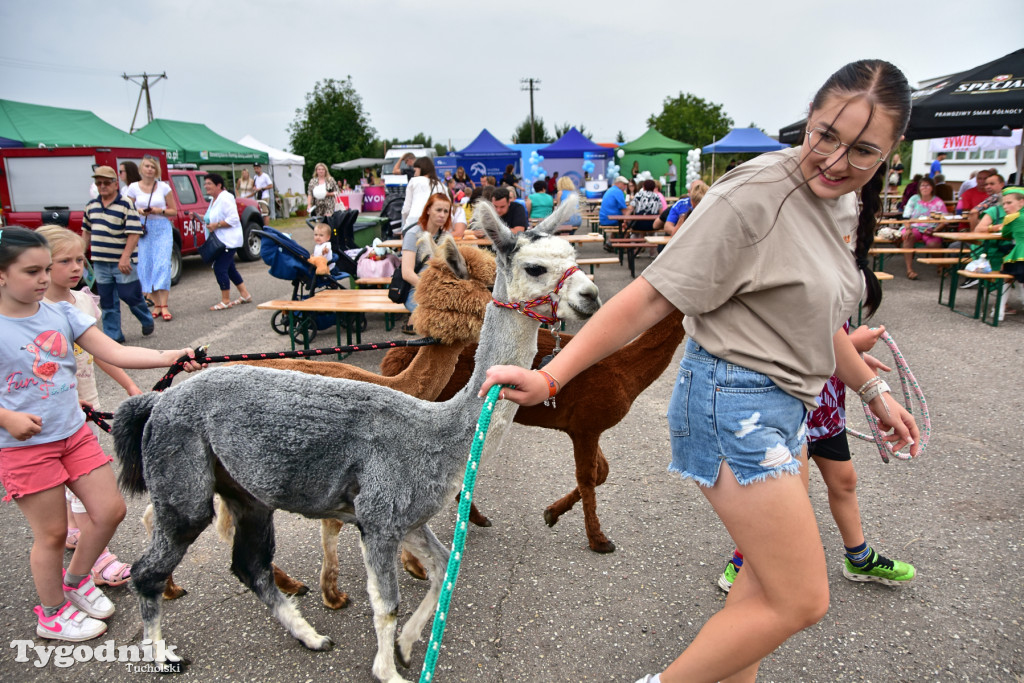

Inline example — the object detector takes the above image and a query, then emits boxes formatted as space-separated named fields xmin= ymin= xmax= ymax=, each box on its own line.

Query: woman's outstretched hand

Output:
xmin=479 ymin=366 xmax=549 ymax=406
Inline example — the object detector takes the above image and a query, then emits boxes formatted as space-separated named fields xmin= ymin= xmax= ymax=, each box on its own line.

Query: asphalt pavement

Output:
xmin=0 ymin=219 xmax=1021 ymax=681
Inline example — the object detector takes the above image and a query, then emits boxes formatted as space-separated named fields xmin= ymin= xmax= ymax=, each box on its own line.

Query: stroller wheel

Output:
xmin=270 ymin=311 xmax=291 ymax=335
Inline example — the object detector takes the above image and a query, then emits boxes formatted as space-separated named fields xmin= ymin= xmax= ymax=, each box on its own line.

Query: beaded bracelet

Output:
xmin=535 ymin=369 xmax=560 ymax=398
xmin=856 ymin=375 xmax=883 ymax=397
xmin=860 ymin=379 xmax=891 ymax=405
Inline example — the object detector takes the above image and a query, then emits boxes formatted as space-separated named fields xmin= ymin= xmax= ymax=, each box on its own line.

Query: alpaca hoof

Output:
xmin=401 ymin=555 xmax=428 ymax=582
xmin=322 ymin=591 xmax=350 ymax=610
xmin=155 ymin=656 xmax=190 ymax=674
xmin=394 ymin=641 xmax=411 ymax=669
xmin=163 ymin=584 xmax=187 ymax=601
xmin=470 ymin=514 xmax=492 ymax=528
xmin=286 ymin=583 xmax=310 ymax=597
xmin=543 ymin=508 xmax=560 ymax=527
xmin=589 ymin=538 xmax=616 ymax=554
xmin=308 ymin=635 xmax=334 ymax=652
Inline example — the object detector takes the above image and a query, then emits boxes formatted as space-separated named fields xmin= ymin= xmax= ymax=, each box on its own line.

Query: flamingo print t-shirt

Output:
xmin=0 ymin=301 xmax=95 ymax=448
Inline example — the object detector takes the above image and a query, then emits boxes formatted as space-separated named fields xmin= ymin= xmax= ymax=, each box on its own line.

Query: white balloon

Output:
xmin=312 ymin=185 xmax=327 ymax=200
xmin=616 ymin=149 xmax=625 ymax=159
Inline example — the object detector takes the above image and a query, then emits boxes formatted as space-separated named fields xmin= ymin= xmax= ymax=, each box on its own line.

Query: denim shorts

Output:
xmin=667 ymin=338 xmax=808 ymax=487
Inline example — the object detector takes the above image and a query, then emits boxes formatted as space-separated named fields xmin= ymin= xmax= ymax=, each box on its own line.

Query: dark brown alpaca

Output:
xmin=380 ymin=308 xmax=686 ymax=553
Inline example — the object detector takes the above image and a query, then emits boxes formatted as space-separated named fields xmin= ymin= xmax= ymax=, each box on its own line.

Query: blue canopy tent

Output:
xmin=702 ymin=128 xmax=787 ymax=180
xmin=702 ymin=127 xmax=787 ymax=154
xmin=536 ymin=128 xmax=613 ymax=189
xmin=455 ymin=129 xmax=520 ymax=183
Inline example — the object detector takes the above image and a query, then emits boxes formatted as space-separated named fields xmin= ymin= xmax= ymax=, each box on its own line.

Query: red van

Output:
xmin=0 ymin=146 xmax=264 ymax=284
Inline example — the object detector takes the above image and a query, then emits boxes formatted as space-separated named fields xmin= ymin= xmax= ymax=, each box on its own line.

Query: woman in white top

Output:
xmin=125 ymin=155 xmax=177 ymax=321
xmin=202 ymin=173 xmax=252 ymax=311
xmin=483 ymin=59 xmax=920 ymax=683
xmin=400 ymin=157 xmax=449 ymax=231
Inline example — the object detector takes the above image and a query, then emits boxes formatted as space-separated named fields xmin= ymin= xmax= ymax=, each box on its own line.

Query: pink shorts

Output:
xmin=905 ymin=227 xmax=943 ymax=247
xmin=0 ymin=424 xmax=112 ymax=502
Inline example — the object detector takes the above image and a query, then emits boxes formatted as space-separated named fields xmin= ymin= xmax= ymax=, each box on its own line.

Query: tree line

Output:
xmin=289 ymin=77 xmax=737 ymax=182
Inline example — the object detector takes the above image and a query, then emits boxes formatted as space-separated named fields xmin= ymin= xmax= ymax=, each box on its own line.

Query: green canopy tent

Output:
xmin=619 ymin=128 xmax=694 ymax=195
xmin=132 ymin=119 xmax=268 ymax=165
xmin=0 ymin=99 xmax=156 ymax=148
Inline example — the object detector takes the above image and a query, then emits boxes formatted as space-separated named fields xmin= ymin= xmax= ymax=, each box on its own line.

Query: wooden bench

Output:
xmin=577 ymin=256 xmax=620 ymax=274
xmin=354 ymin=277 xmax=392 ymax=288
xmin=955 ymin=270 xmax=1015 ymax=327
xmin=606 ymin=238 xmax=658 ymax=278
xmin=917 ymin=256 xmax=970 ymax=305
xmin=868 ymin=247 xmax=960 ymax=271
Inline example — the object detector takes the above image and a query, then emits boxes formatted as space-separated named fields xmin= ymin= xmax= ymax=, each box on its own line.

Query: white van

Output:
xmin=380 ymin=146 xmax=436 ymax=182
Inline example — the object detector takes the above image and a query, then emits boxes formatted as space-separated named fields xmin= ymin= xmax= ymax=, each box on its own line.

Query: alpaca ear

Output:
xmin=474 ymin=201 xmax=517 ymax=256
xmin=437 ymin=234 xmax=469 ymax=280
xmin=533 ymin=193 xmax=577 ymax=236
xmin=415 ymin=231 xmax=439 ymax=265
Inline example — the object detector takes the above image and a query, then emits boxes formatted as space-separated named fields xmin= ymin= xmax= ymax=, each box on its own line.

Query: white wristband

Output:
xmin=859 ymin=380 xmax=891 ymax=404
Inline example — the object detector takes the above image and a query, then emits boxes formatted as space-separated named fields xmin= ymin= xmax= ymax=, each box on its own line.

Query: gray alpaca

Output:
xmin=112 ymin=198 xmax=600 ymax=683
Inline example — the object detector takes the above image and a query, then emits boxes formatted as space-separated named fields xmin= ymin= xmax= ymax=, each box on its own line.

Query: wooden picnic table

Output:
xmin=645 ymin=235 xmax=671 ymax=246
xmin=877 ymin=215 xmax=964 ymax=227
xmin=257 ymin=289 xmax=408 ymax=351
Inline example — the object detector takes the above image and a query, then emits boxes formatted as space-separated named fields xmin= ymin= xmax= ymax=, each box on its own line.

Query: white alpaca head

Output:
xmin=474 ymin=195 xmax=600 ymax=322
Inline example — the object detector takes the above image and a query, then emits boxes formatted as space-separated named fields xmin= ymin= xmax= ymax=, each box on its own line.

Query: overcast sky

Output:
xmin=3 ymin=1 xmax=1021 ymax=157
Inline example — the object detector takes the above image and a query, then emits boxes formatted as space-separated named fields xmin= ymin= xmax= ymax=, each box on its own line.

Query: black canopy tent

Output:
xmin=778 ymin=49 xmax=1024 ymax=143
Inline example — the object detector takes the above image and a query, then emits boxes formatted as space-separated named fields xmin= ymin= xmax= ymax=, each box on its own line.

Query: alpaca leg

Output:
xmin=142 ymin=503 xmax=189 ymax=599
xmin=320 ymin=518 xmax=349 ymax=609
xmin=468 ymin=501 xmax=492 ymax=527
xmin=229 ymin=502 xmax=332 ymax=651
xmin=400 ymin=549 xmax=428 ymax=581
xmin=133 ymin=504 xmax=212 ymax=671
xmin=579 ymin=443 xmax=615 ymax=553
xmin=542 ymin=434 xmax=593 ymax=525
xmin=273 ymin=563 xmax=309 ymax=596
xmin=396 ymin=525 xmax=449 ymax=667
xmin=359 ymin=531 xmax=408 ymax=683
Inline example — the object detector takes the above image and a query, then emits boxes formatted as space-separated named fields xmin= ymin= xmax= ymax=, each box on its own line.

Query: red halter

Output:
xmin=491 ymin=266 xmax=580 ymax=325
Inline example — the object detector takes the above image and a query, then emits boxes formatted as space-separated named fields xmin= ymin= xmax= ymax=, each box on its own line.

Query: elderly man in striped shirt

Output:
xmin=82 ymin=166 xmax=154 ymax=343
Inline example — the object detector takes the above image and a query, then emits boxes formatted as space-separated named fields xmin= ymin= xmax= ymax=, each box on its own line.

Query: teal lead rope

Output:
xmin=420 ymin=384 xmax=504 ymax=683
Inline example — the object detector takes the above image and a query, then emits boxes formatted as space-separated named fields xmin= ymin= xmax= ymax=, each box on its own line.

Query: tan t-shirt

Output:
xmin=642 ymin=147 xmax=863 ymax=409
xmin=44 ymin=289 xmax=101 ymax=405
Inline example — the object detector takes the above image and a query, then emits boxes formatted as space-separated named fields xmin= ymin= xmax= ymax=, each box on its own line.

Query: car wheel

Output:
xmin=239 ymin=220 xmax=263 ymax=261
xmin=170 ymin=243 xmax=183 ymax=286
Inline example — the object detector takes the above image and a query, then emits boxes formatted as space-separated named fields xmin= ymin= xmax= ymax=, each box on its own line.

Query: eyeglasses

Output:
xmin=142 ymin=154 xmax=159 ymax=162
xmin=94 ymin=178 xmax=116 ymax=186
xmin=806 ymin=127 xmax=886 ymax=171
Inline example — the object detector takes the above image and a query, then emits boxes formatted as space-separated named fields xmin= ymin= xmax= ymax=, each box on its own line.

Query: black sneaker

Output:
xmin=959 ymin=278 xmax=978 ymax=289
xmin=142 ymin=325 xmax=155 ymax=336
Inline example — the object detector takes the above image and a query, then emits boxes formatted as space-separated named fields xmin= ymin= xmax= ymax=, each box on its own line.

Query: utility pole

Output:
xmin=520 ymin=78 xmax=541 ymax=143
xmin=122 ymin=72 xmax=167 ymax=133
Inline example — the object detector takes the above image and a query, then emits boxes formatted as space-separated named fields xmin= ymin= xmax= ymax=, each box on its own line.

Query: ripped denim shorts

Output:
xmin=667 ymin=338 xmax=807 ymax=487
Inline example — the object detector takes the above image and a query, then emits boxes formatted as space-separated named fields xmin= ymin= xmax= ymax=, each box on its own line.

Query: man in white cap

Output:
xmin=253 ymin=161 xmax=275 ymax=219
xmin=599 ymin=175 xmax=632 ymax=228
xmin=81 ymin=166 xmax=153 ymax=342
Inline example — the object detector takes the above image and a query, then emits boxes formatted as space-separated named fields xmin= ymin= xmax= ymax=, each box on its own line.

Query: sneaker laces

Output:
xmin=866 ymin=552 xmax=895 ymax=571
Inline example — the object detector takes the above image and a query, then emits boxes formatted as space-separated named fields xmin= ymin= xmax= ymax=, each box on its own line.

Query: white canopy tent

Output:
xmin=237 ymin=134 xmax=306 ymax=196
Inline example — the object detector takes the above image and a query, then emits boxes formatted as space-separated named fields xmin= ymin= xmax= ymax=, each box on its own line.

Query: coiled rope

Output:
xmin=420 ymin=383 xmax=504 ymax=683
xmin=84 ymin=337 xmax=440 ymax=432
xmin=846 ymin=331 xmax=930 ymax=463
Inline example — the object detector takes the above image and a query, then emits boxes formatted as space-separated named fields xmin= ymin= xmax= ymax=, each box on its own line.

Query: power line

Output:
xmin=0 ymin=56 xmax=112 ymax=77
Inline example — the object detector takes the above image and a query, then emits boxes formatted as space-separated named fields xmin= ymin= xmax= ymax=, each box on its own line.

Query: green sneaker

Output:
xmin=843 ymin=551 xmax=915 ymax=586
xmin=717 ymin=559 xmax=741 ymax=593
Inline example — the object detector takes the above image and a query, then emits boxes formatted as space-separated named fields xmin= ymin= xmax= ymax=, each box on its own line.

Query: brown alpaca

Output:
xmin=380 ymin=309 xmax=686 ymax=554
xmin=151 ymin=242 xmax=497 ymax=607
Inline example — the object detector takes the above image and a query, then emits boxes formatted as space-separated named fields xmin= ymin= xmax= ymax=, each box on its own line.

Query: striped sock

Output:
xmin=845 ymin=542 xmax=872 ymax=567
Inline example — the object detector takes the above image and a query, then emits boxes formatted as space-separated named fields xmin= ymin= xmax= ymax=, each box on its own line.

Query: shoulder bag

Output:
xmin=387 ymin=265 xmax=411 ymax=304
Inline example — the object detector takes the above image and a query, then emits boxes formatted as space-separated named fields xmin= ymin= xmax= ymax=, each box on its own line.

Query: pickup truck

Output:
xmin=0 ymin=146 xmax=264 ymax=285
